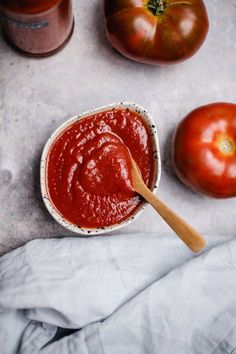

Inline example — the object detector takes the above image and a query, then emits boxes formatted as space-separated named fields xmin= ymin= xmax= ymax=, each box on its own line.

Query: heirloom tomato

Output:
xmin=173 ymin=103 xmax=236 ymax=198
xmin=104 ymin=0 xmax=209 ymax=65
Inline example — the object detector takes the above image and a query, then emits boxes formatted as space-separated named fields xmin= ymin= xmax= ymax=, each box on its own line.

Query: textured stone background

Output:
xmin=0 ymin=0 xmax=236 ymax=255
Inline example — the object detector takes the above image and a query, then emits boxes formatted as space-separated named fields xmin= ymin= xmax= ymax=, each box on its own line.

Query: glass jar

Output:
xmin=0 ymin=0 xmax=74 ymax=57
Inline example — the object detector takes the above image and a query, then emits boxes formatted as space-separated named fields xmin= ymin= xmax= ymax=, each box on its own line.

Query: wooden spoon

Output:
xmin=131 ymin=158 xmax=206 ymax=253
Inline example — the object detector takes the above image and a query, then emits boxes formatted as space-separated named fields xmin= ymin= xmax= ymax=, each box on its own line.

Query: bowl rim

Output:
xmin=40 ymin=102 xmax=161 ymax=235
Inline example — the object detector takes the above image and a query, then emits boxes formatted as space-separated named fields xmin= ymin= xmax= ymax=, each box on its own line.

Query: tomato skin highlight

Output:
xmin=104 ymin=0 xmax=209 ymax=65
xmin=172 ymin=103 xmax=236 ymax=198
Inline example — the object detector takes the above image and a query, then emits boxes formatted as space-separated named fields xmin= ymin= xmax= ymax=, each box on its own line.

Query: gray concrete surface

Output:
xmin=0 ymin=0 xmax=236 ymax=255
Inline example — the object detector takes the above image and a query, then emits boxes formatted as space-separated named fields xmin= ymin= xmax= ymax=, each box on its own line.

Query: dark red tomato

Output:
xmin=104 ymin=0 xmax=209 ymax=65
xmin=173 ymin=103 xmax=236 ymax=198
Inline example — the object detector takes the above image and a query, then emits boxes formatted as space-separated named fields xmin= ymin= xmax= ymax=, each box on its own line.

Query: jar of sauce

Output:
xmin=0 ymin=0 xmax=74 ymax=57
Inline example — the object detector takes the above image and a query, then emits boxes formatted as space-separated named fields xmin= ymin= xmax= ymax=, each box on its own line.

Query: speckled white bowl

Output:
xmin=40 ymin=102 xmax=161 ymax=235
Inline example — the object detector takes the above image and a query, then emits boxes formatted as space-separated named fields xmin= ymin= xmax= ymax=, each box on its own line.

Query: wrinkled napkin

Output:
xmin=0 ymin=233 xmax=236 ymax=354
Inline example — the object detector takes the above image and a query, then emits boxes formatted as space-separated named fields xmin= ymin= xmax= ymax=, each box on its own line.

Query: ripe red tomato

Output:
xmin=104 ymin=0 xmax=209 ymax=65
xmin=173 ymin=103 xmax=236 ymax=198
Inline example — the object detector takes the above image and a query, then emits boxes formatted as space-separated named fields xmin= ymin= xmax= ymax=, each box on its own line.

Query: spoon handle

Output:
xmin=137 ymin=183 xmax=206 ymax=253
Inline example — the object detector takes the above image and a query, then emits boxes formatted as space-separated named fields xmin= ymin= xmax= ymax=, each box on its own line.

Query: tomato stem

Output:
xmin=217 ymin=137 xmax=236 ymax=156
xmin=147 ymin=0 xmax=167 ymax=15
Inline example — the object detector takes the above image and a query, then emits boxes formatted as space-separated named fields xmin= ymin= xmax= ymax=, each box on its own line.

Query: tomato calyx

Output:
xmin=147 ymin=0 xmax=167 ymax=16
xmin=146 ymin=0 xmax=192 ymax=16
xmin=217 ymin=137 xmax=236 ymax=157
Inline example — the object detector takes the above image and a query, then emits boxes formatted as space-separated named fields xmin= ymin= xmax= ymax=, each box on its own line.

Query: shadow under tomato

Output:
xmin=162 ymin=128 xmax=201 ymax=198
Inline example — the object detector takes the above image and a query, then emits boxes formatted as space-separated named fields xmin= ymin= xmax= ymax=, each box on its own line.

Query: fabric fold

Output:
xmin=39 ymin=239 xmax=236 ymax=354
xmin=0 ymin=233 xmax=234 ymax=354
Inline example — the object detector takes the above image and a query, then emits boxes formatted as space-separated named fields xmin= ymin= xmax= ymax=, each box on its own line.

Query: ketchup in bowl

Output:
xmin=45 ymin=108 xmax=155 ymax=229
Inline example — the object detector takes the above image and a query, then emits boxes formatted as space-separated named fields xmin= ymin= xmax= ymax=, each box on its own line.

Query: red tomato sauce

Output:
xmin=46 ymin=108 xmax=154 ymax=228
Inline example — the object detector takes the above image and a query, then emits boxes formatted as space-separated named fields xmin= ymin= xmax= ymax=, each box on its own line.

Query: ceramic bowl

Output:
xmin=40 ymin=102 xmax=161 ymax=235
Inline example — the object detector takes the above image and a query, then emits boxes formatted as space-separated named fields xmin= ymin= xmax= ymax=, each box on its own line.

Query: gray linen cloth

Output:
xmin=0 ymin=233 xmax=236 ymax=354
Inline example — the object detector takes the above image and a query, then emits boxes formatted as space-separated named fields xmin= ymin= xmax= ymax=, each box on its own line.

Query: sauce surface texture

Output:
xmin=46 ymin=108 xmax=154 ymax=228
